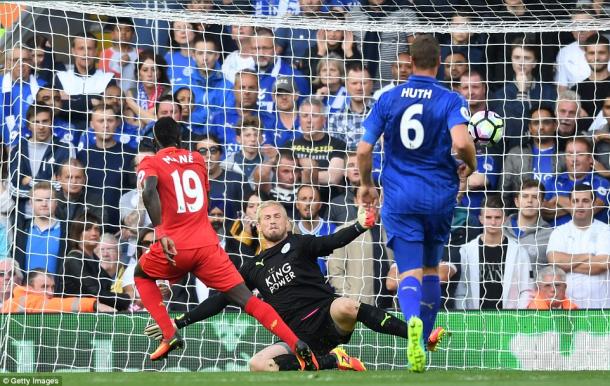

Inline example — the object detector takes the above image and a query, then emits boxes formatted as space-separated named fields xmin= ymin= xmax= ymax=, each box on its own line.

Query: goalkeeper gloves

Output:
xmin=356 ymin=206 xmax=376 ymax=231
xmin=144 ymin=314 xmax=189 ymax=341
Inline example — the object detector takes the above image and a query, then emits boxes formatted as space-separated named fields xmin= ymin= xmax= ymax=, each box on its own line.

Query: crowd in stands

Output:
xmin=1 ymin=0 xmax=610 ymax=313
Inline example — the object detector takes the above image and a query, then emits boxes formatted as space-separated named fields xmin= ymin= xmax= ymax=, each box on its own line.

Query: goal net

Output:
xmin=1 ymin=0 xmax=610 ymax=372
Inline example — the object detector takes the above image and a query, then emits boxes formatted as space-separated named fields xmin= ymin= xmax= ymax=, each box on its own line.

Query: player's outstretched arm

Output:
xmin=356 ymin=140 xmax=379 ymax=207
xmin=310 ymin=207 xmax=376 ymax=256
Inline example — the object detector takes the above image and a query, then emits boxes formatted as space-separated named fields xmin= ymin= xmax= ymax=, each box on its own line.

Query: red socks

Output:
xmin=244 ymin=296 xmax=299 ymax=352
xmin=135 ymin=276 xmax=176 ymax=340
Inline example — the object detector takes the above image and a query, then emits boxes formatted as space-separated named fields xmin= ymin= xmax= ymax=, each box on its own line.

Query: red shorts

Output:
xmin=139 ymin=242 xmax=244 ymax=292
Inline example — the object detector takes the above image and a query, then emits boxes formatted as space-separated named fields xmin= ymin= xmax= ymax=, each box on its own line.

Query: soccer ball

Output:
xmin=467 ymin=110 xmax=504 ymax=147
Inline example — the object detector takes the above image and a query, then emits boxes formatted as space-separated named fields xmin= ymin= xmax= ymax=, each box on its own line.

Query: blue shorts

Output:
xmin=382 ymin=211 xmax=452 ymax=245
xmin=383 ymin=211 xmax=452 ymax=271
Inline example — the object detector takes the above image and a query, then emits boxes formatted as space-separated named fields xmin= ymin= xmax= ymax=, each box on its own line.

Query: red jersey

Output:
xmin=137 ymin=147 xmax=219 ymax=248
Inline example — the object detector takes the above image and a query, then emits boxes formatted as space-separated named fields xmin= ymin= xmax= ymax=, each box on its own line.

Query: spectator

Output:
xmin=99 ymin=17 xmax=138 ymax=92
xmin=261 ymin=76 xmax=302 ymax=152
xmin=294 ymin=185 xmax=336 ymax=274
xmin=194 ymin=134 xmax=249 ymax=221
xmin=459 ymin=70 xmax=488 ymax=116
xmin=547 ymin=185 xmax=610 ymax=309
xmin=346 ymin=0 xmax=416 ymax=80
xmin=329 ymin=197 xmax=393 ymax=308
xmin=0 ymin=145 xmax=15 ymax=257
xmin=26 ymin=35 xmax=64 ymax=85
xmin=556 ymin=90 xmax=589 ymax=140
xmin=275 ymin=0 xmax=322 ymax=61
xmin=291 ymin=97 xmax=346 ymax=192
xmin=121 ymin=228 xmax=156 ymax=310
xmin=54 ymin=158 xmax=105 ymax=224
xmin=96 ymin=233 xmax=128 ymax=295
xmin=504 ymin=180 xmax=553 ymax=271
xmin=174 ymin=86 xmax=195 ymax=128
xmin=186 ymin=34 xmax=235 ymax=126
xmin=543 ymin=137 xmax=610 ymax=226
xmin=591 ymin=95 xmax=610 ymax=172
xmin=77 ymin=105 xmax=136 ymax=231
xmin=327 ymin=64 xmax=374 ymax=151
xmin=226 ymin=191 xmax=262 ymax=267
xmin=328 ymin=152 xmax=358 ymax=224
xmin=222 ymin=115 xmax=264 ymax=181
xmin=164 ymin=20 xmax=197 ymax=86
xmin=573 ymin=34 xmax=610 ymax=118
xmin=438 ymin=14 xmax=484 ymax=82
xmin=299 ymin=12 xmax=362 ymax=77
xmin=373 ymin=51 xmax=412 ymax=100
xmin=55 ymin=33 xmax=114 ymax=130
xmin=556 ymin=6 xmax=606 ymax=91
xmin=1 ymin=46 xmax=42 ymax=145
xmin=61 ymin=212 xmax=131 ymax=311
xmin=119 ymin=144 xmax=154 ymax=264
xmin=252 ymin=149 xmax=301 ymax=217
xmin=221 ymin=25 xmax=256 ymax=84
xmin=501 ymin=105 xmax=564 ymax=204
xmin=140 ymin=94 xmax=184 ymax=138
xmin=527 ymin=266 xmax=578 ymax=310
xmin=490 ymin=36 xmax=557 ymax=151
xmin=0 ymin=259 xmax=23 ymax=310
xmin=455 ymin=195 xmax=533 ymax=310
xmin=1 ymin=268 xmax=115 ymax=313
xmin=35 ymin=86 xmax=79 ymax=146
xmin=9 ymin=106 xmax=71 ymax=220
xmin=130 ymin=1 xmax=182 ymax=55
xmin=252 ymin=27 xmax=310 ymax=112
xmin=313 ymin=54 xmax=348 ymax=113
xmin=208 ymin=70 xmax=262 ymax=157
xmin=125 ymin=51 xmax=170 ymax=126
xmin=442 ymin=52 xmax=468 ymax=91
xmin=13 ymin=181 xmax=66 ymax=275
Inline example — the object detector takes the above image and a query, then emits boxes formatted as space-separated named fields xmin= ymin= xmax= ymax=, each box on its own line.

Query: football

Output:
xmin=468 ymin=110 xmax=504 ymax=147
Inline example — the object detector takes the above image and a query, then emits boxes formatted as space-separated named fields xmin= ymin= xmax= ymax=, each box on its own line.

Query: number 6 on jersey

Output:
xmin=400 ymin=103 xmax=424 ymax=150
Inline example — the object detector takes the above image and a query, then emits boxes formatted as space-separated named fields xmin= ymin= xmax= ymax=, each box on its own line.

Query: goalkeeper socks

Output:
xmin=134 ymin=276 xmax=176 ymax=340
xmin=244 ymin=296 xmax=299 ymax=351
xmin=396 ymin=276 xmax=422 ymax=321
xmin=356 ymin=303 xmax=407 ymax=338
xmin=274 ymin=354 xmax=336 ymax=371
xmin=420 ymin=275 xmax=441 ymax=342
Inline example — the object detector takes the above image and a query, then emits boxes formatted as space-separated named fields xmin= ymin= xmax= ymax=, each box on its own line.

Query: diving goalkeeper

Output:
xmin=145 ymin=200 xmax=446 ymax=371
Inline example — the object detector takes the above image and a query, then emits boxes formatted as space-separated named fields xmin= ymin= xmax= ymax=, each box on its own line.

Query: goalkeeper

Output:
xmin=146 ymin=200 xmax=445 ymax=371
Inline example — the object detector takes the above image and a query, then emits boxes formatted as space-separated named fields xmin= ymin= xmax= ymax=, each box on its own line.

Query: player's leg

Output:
xmin=223 ymin=283 xmax=318 ymax=370
xmin=329 ymin=297 xmax=407 ymax=339
xmin=134 ymin=262 xmax=184 ymax=360
xmin=192 ymin=244 xmax=318 ymax=370
xmin=421 ymin=214 xmax=452 ymax=352
xmin=384 ymin=213 xmax=426 ymax=372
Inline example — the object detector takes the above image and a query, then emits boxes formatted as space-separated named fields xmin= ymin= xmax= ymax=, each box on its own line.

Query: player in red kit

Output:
xmin=134 ymin=117 xmax=319 ymax=370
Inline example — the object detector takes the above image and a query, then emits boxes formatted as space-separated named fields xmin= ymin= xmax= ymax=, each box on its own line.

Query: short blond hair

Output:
xmin=256 ymin=200 xmax=288 ymax=223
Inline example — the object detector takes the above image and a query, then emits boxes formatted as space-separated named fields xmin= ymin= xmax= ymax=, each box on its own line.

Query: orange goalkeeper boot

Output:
xmin=295 ymin=340 xmax=320 ymax=371
xmin=427 ymin=326 xmax=450 ymax=352
xmin=150 ymin=332 xmax=184 ymax=361
xmin=331 ymin=347 xmax=367 ymax=371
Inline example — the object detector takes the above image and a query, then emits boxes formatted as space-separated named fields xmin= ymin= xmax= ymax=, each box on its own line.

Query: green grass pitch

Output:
xmin=20 ymin=371 xmax=610 ymax=386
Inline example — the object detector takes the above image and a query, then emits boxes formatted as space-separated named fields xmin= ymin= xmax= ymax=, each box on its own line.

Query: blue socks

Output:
xmin=396 ymin=276 xmax=422 ymax=322
xmin=420 ymin=275 xmax=441 ymax=342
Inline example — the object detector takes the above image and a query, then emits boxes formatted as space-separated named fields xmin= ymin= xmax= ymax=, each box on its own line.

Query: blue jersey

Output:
xmin=363 ymin=75 xmax=469 ymax=214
